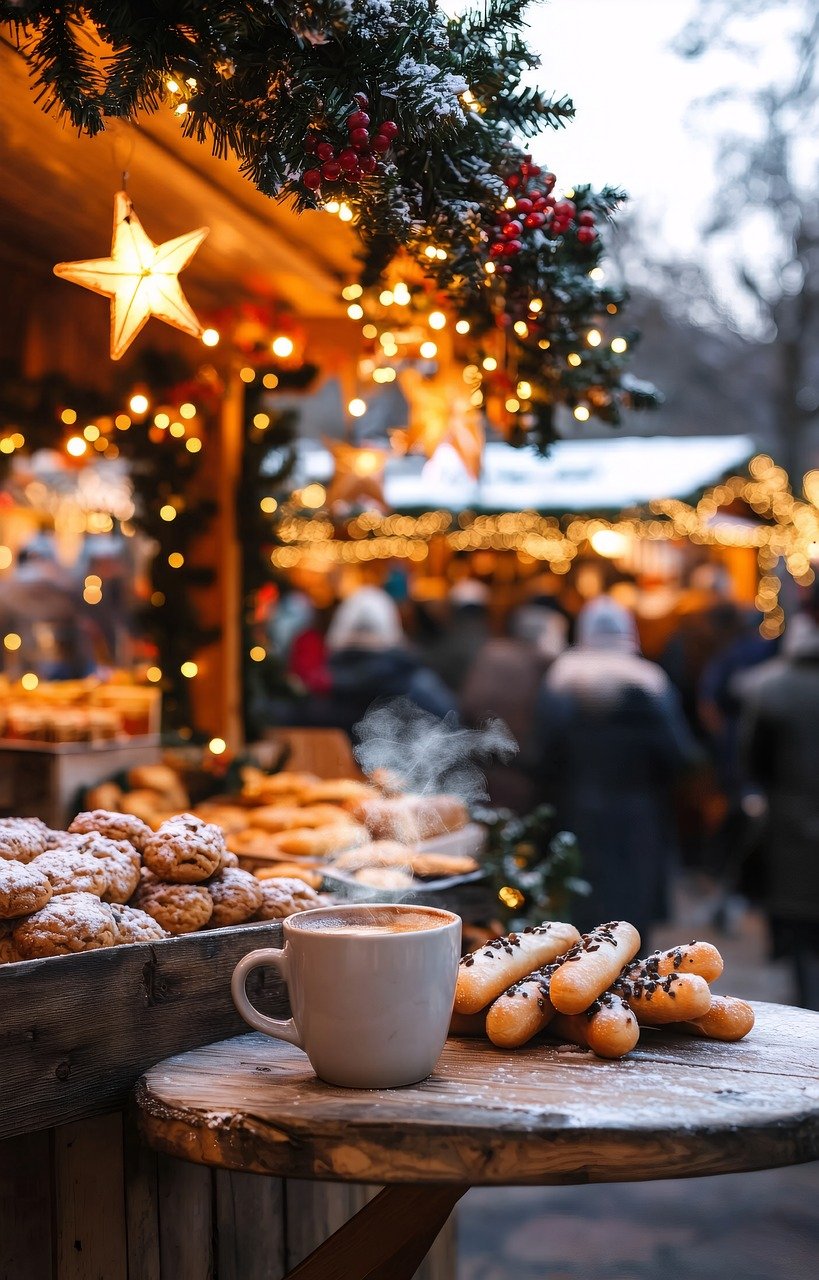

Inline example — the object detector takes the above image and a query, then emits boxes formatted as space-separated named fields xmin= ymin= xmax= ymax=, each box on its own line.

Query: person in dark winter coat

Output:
xmin=312 ymin=587 xmax=457 ymax=735
xmin=739 ymin=605 xmax=819 ymax=1009
xmin=530 ymin=597 xmax=700 ymax=943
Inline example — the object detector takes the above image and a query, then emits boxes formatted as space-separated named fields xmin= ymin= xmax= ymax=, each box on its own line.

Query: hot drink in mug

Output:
xmin=231 ymin=903 xmax=461 ymax=1088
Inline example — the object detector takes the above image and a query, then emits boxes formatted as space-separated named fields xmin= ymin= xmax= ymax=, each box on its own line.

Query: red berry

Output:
xmin=338 ymin=148 xmax=358 ymax=170
xmin=346 ymin=168 xmax=361 ymax=185
xmin=554 ymin=200 xmax=576 ymax=220
xmin=551 ymin=219 xmax=568 ymax=235
xmin=358 ymin=154 xmax=377 ymax=174
xmin=543 ymin=195 xmax=556 ymax=208
xmin=529 ymin=165 xmax=541 ymax=177
xmin=578 ymin=210 xmax=596 ymax=226
xmin=379 ymin=120 xmax=399 ymax=140
xmin=524 ymin=212 xmax=546 ymax=229
xmin=543 ymin=172 xmax=556 ymax=190
xmin=347 ymin=110 xmax=370 ymax=130
xmin=489 ymin=241 xmax=507 ymax=258
xmin=516 ymin=198 xmax=533 ymax=214
xmin=370 ymin=134 xmax=390 ymax=153
xmin=303 ymin=168 xmax=322 ymax=189
xmin=321 ymin=160 xmax=341 ymax=181
xmin=502 ymin=220 xmax=523 ymax=238
xmin=506 ymin=174 xmax=520 ymax=189
xmin=503 ymin=240 xmax=522 ymax=256
xmin=496 ymin=211 xmax=511 ymax=226
xmin=350 ymin=128 xmax=370 ymax=148
xmin=577 ymin=227 xmax=598 ymax=245
xmin=354 ymin=92 xmax=369 ymax=108
xmin=304 ymin=133 xmax=319 ymax=153
xmin=316 ymin=142 xmax=335 ymax=162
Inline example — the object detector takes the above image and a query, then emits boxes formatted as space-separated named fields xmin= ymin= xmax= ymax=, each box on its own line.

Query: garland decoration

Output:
xmin=3 ymin=0 xmax=660 ymax=447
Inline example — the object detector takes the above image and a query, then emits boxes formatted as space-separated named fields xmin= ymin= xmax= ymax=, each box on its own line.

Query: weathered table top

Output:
xmin=136 ymin=1001 xmax=819 ymax=1187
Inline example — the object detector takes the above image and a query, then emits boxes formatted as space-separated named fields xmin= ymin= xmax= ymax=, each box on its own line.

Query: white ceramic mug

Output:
xmin=231 ymin=903 xmax=461 ymax=1088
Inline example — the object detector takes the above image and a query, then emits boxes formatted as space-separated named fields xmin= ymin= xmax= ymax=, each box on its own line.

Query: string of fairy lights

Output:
xmin=269 ymin=454 xmax=819 ymax=641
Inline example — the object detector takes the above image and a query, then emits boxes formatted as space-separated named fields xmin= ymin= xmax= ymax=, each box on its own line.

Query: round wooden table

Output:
xmin=136 ymin=1001 xmax=819 ymax=1280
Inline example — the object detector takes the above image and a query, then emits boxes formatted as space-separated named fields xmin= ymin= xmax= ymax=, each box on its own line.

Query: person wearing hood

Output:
xmin=739 ymin=593 xmax=819 ymax=1009
xmin=314 ymin=587 xmax=457 ymax=734
xmin=530 ymin=596 xmax=700 ymax=942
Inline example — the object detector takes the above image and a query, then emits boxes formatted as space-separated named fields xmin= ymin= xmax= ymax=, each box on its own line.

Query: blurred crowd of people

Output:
xmin=259 ymin=575 xmax=819 ymax=1009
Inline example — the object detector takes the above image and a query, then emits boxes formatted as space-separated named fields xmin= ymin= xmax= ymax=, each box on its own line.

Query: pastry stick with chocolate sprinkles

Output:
xmin=486 ymin=961 xmax=563 ymax=1048
xmin=454 ymin=921 xmax=581 ymax=1015
xmin=616 ymin=968 xmax=712 ymax=1026
xmin=626 ymin=940 xmax=724 ymax=985
xmin=548 ymin=921 xmax=641 ymax=1015
xmin=549 ymin=988 xmax=640 ymax=1059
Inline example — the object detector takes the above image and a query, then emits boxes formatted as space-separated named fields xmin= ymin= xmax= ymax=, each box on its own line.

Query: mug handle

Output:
xmin=231 ymin=946 xmax=303 ymax=1048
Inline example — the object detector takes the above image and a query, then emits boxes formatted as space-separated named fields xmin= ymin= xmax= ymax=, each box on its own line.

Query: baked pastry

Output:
xmin=117 ymin=789 xmax=167 ymax=825
xmin=0 ymin=859 xmax=53 ymax=918
xmin=455 ymin=921 xmax=581 ymax=1015
xmin=0 ymin=922 xmax=22 ymax=963
xmin=408 ymin=852 xmax=478 ymax=879
xmin=0 ymin=817 xmax=50 ymax=863
xmin=69 ymin=809 xmax=153 ymax=852
xmin=254 ymin=865 xmax=324 ymax=890
xmin=109 ymin=902 xmax=170 ymax=944
xmin=60 ymin=832 xmax=141 ymax=904
xmin=351 ymin=795 xmax=468 ymax=843
xmin=549 ymin=990 xmax=640 ymax=1059
xmin=128 ymin=764 xmax=188 ymax=809
xmin=271 ymin=824 xmax=369 ymax=858
xmin=206 ymin=867 xmax=263 ymax=927
xmin=142 ymin=813 xmax=225 ymax=883
xmin=299 ymin=779 xmax=378 ymax=808
xmin=253 ymin=877 xmax=323 ymax=920
xmin=352 ymin=867 xmax=415 ymax=889
xmin=628 ymin=940 xmax=724 ymax=984
xmin=678 ymin=994 xmax=755 ymax=1042
xmin=31 ymin=849 xmax=109 ymax=899
xmin=617 ymin=969 xmax=712 ymax=1026
xmin=192 ymin=804 xmax=249 ymax=835
xmin=220 ymin=848 xmax=240 ymax=868
xmin=241 ymin=769 xmax=318 ymax=803
xmin=485 ymin=962 xmax=561 ymax=1048
xmin=83 ymin=782 xmax=123 ymax=813
xmin=331 ymin=841 xmax=414 ymax=873
xmin=13 ymin=892 xmax=116 ymax=958
xmin=250 ymin=803 xmax=347 ymax=833
xmin=226 ymin=829 xmax=283 ymax=860
xmin=548 ymin=922 xmax=642 ymax=1015
xmin=132 ymin=879 xmax=213 ymax=934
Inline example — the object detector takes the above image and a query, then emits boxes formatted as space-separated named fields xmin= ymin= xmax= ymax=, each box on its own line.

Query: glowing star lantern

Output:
xmin=324 ymin=441 xmax=389 ymax=512
xmin=53 ymin=192 xmax=209 ymax=360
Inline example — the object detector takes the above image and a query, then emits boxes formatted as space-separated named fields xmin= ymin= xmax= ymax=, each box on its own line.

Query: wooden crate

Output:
xmin=0 ymin=922 xmax=287 ymax=1142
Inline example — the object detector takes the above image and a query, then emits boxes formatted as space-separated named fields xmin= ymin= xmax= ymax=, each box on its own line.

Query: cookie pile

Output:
xmin=0 ymin=811 xmax=325 ymax=964
xmin=451 ymin=919 xmax=755 ymax=1059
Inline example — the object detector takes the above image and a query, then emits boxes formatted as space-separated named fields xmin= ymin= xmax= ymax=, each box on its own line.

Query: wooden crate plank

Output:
xmin=215 ymin=1168 xmax=285 ymax=1280
xmin=156 ymin=1155 xmax=213 ymax=1279
xmin=123 ymin=1112 xmax=161 ymax=1280
xmin=0 ymin=921 xmax=286 ymax=1140
xmin=0 ymin=1129 xmax=53 ymax=1280
xmin=53 ymin=1114 xmax=128 ymax=1280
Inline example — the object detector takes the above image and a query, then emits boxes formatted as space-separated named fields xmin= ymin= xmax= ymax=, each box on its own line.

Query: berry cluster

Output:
xmin=488 ymin=160 xmax=598 ymax=261
xmin=302 ymin=94 xmax=400 ymax=193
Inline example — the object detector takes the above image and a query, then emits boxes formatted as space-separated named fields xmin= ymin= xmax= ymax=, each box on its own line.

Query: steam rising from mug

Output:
xmin=352 ymin=697 xmax=518 ymax=802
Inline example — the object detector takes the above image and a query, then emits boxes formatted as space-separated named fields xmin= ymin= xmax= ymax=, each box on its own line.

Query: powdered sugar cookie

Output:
xmin=13 ymin=892 xmax=116 ymax=958
xmin=206 ymin=867 xmax=263 ymax=927
xmin=0 ymin=859 xmax=53 ymax=918
xmin=142 ymin=814 xmax=225 ymax=883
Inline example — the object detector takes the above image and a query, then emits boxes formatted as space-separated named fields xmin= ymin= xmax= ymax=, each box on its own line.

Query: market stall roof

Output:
xmin=290 ymin=434 xmax=758 ymax=513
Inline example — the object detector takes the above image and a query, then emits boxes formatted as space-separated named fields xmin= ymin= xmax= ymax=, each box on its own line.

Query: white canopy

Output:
xmin=287 ymin=435 xmax=757 ymax=513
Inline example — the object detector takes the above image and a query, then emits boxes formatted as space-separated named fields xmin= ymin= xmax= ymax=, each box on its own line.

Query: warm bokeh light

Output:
xmin=482 ymin=357 xmax=497 ymax=371
xmin=129 ymin=393 xmax=149 ymax=415
xmin=420 ymin=341 xmax=438 ymax=359
xmin=60 ymin=408 xmax=77 ymax=425
xmin=168 ymin=552 xmax=184 ymax=568
xmin=21 ymin=673 xmax=39 ymax=691
xmin=362 ymin=323 xmax=378 ymax=339
xmin=455 ymin=319 xmax=470 ymax=334
xmin=573 ymin=405 xmax=591 ymax=422
xmin=169 ymin=421 xmax=185 ymax=437
xmin=263 ymin=373 xmax=279 ymax=389
xmin=208 ymin=737 xmax=227 ymax=755
xmin=301 ymin=483 xmax=326 ymax=509
xmin=393 ymin=283 xmax=411 ymax=306
xmin=348 ymin=398 xmax=367 ymax=417
xmin=250 ymin=646 xmax=267 ymax=662
xmin=239 ymin=366 xmax=256 ymax=383
xmin=517 ymin=381 xmax=532 ymax=399
xmin=567 ymin=353 xmax=582 ymax=367
xmin=428 ymin=311 xmax=446 ymax=330
xmin=611 ymin=337 xmax=628 ymax=353
xmin=180 ymin=661 xmax=198 ymax=678
xmin=253 ymin=413 xmax=270 ymax=429
xmin=160 ymin=504 xmax=177 ymax=521
xmin=379 ymin=290 xmax=394 ymax=306
xmin=115 ymin=414 xmax=131 ymax=430
xmin=271 ymin=335 xmax=294 ymax=358
xmin=202 ymin=327 xmax=220 ymax=347
xmin=186 ymin=438 xmax=202 ymax=453
xmin=146 ymin=666 xmax=162 ymax=683
xmin=0 ymin=547 xmax=11 ymax=570
xmin=586 ymin=329 xmax=602 ymax=346
xmin=342 ymin=284 xmax=363 ymax=301
xmin=590 ymin=529 xmax=630 ymax=559
xmin=154 ymin=412 xmax=170 ymax=429
xmin=180 ymin=402 xmax=197 ymax=419
xmin=3 ymin=633 xmax=21 ymax=651
xmin=347 ymin=303 xmax=364 ymax=320
xmin=260 ymin=496 xmax=278 ymax=513
xmin=66 ymin=436 xmax=87 ymax=457
xmin=151 ymin=591 xmax=165 ymax=607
